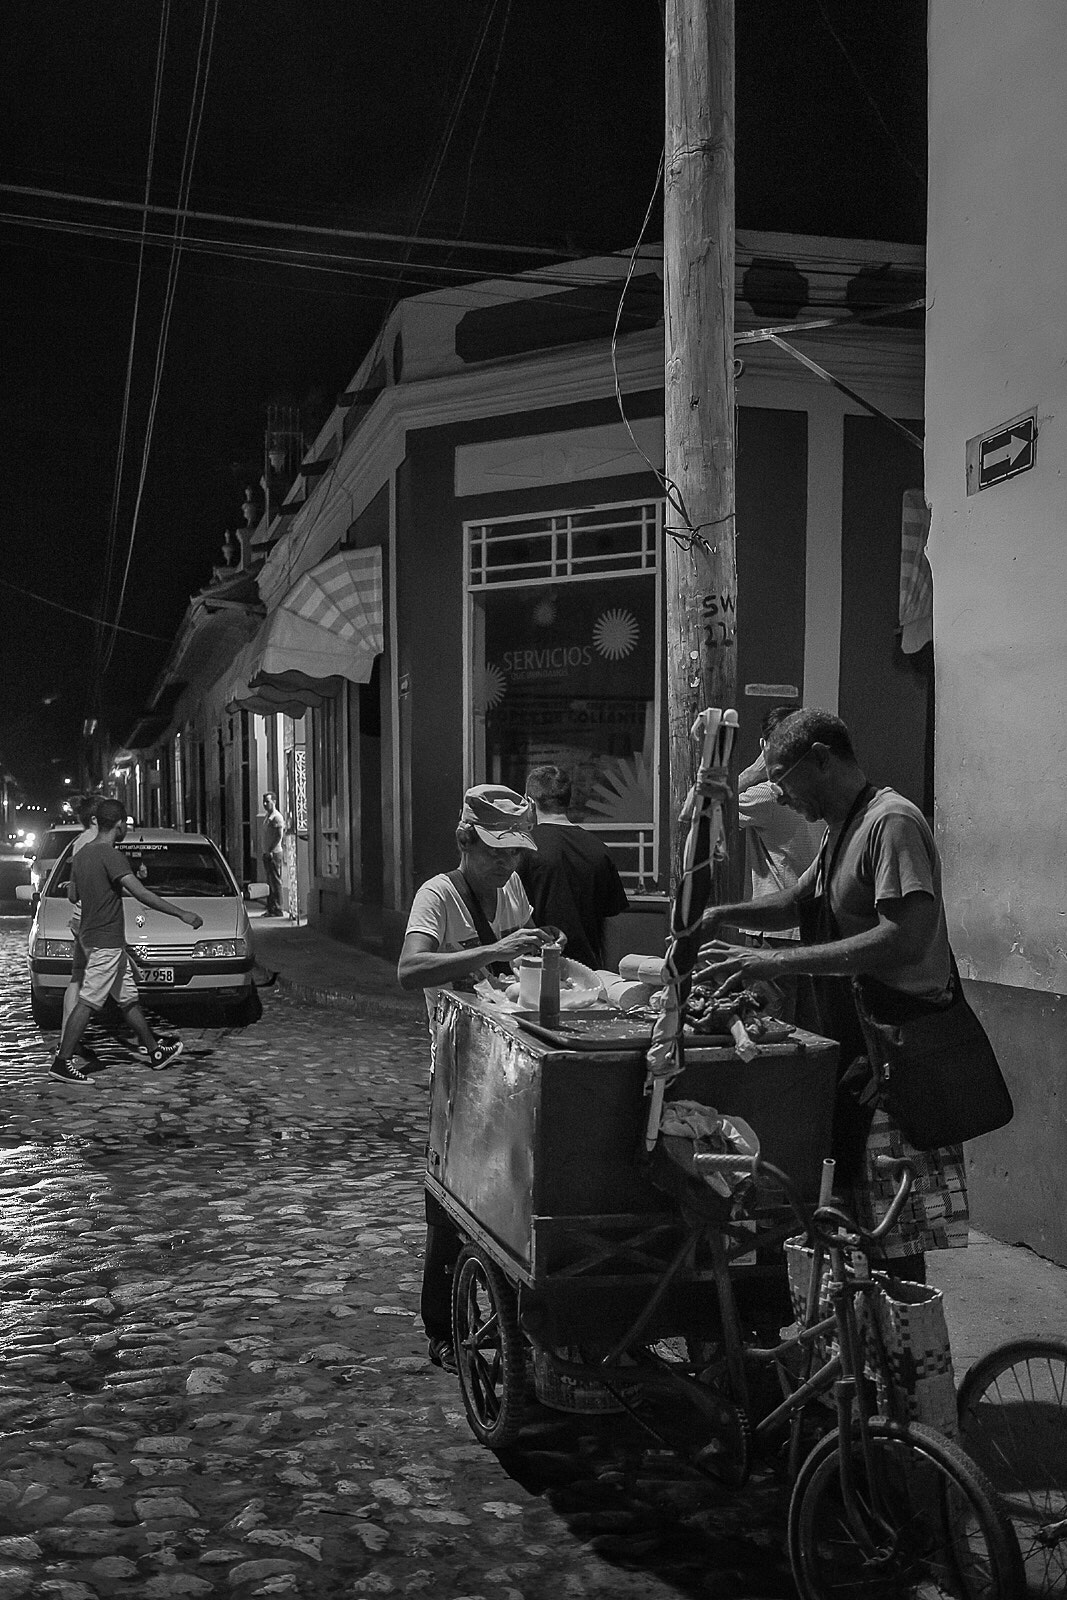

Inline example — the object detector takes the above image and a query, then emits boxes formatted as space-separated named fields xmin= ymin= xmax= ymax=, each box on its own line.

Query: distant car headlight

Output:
xmin=192 ymin=938 xmax=247 ymax=959
xmin=35 ymin=939 xmax=75 ymax=959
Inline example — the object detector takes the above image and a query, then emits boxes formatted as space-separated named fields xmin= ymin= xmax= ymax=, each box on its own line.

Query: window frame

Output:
xmin=463 ymin=498 xmax=664 ymax=894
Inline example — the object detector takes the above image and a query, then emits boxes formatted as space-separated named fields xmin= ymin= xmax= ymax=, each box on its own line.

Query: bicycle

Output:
xmin=957 ymin=1337 xmax=1067 ymax=1595
xmin=630 ymin=1148 xmax=1028 ymax=1599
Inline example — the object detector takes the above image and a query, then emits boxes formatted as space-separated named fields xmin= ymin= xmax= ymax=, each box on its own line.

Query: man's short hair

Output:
xmin=78 ymin=796 xmax=99 ymax=827
xmin=94 ymin=798 xmax=126 ymax=832
xmin=767 ymin=709 xmax=857 ymax=767
xmin=525 ymin=764 xmax=571 ymax=811
xmin=263 ymin=792 xmax=275 ymax=807
xmin=760 ymin=704 xmax=799 ymax=740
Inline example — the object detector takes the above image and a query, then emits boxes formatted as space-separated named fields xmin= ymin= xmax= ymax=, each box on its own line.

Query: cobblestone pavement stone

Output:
xmin=0 ymin=919 xmax=795 ymax=1599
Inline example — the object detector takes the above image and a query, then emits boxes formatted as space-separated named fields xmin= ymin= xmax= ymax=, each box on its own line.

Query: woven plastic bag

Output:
xmin=862 ymin=1271 xmax=958 ymax=1437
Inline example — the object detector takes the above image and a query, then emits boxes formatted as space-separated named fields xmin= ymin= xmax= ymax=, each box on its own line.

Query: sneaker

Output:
xmin=50 ymin=1057 xmax=95 ymax=1085
xmin=149 ymin=1038 xmax=184 ymax=1071
xmin=427 ymin=1337 xmax=457 ymax=1374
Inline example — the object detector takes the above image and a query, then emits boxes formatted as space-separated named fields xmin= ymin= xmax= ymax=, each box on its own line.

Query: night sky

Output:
xmin=0 ymin=0 xmax=926 ymax=803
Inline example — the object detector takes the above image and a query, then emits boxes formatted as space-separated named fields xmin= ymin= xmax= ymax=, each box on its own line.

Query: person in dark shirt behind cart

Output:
xmin=518 ymin=764 xmax=629 ymax=971
xmin=49 ymin=799 xmax=204 ymax=1085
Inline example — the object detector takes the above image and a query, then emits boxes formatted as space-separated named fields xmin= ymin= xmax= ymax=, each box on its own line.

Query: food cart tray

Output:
xmin=514 ymin=1011 xmax=759 ymax=1051
xmin=513 ymin=1012 xmax=655 ymax=1050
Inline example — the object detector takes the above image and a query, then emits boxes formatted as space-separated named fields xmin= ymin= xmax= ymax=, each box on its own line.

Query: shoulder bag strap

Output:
xmin=446 ymin=868 xmax=509 ymax=973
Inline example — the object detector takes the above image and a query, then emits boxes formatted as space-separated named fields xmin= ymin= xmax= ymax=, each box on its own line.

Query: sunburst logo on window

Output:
xmin=593 ymin=608 xmax=639 ymax=660
xmin=478 ymin=662 xmax=507 ymax=710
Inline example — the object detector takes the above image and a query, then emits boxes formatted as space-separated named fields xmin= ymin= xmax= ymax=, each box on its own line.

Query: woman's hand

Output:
xmin=695 ymin=938 xmax=776 ymax=997
xmin=493 ymin=927 xmax=549 ymax=963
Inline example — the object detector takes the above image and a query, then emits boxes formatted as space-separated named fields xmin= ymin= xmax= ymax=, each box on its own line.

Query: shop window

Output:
xmin=468 ymin=501 xmax=662 ymax=893
xmin=314 ymin=695 xmax=342 ymax=878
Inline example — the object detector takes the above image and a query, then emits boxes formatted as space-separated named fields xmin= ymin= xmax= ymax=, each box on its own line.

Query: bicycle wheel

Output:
xmin=958 ymin=1339 xmax=1067 ymax=1595
xmin=789 ymin=1417 xmax=1024 ymax=1599
xmin=452 ymin=1245 xmax=526 ymax=1450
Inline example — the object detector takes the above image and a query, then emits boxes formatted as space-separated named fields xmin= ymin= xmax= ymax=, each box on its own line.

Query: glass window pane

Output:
xmin=479 ymin=574 xmax=655 ymax=824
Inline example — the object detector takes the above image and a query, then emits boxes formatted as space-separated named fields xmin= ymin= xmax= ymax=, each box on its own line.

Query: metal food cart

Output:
xmin=426 ymin=988 xmax=839 ymax=1466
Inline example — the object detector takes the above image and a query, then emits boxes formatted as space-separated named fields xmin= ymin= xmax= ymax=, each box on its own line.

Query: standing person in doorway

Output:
xmin=50 ymin=799 xmax=203 ymax=1085
xmin=518 ymin=765 xmax=629 ymax=971
xmin=697 ymin=710 xmax=968 ymax=1283
xmin=261 ymin=792 xmax=286 ymax=917
xmin=398 ymin=784 xmax=549 ymax=1371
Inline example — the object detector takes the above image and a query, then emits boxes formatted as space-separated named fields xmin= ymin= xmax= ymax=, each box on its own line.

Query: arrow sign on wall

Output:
xmin=967 ymin=411 xmax=1037 ymax=494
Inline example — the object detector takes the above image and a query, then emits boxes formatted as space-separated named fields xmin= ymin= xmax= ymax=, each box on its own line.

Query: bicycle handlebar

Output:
xmin=692 ymin=1151 xmax=916 ymax=1248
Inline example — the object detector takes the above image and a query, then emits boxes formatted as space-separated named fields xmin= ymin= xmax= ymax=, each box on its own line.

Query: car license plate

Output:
xmin=148 ymin=967 xmax=175 ymax=985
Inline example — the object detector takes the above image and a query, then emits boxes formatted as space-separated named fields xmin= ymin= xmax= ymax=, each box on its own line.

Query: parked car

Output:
xmin=0 ymin=836 xmax=33 ymax=906
xmin=30 ymin=824 xmax=83 ymax=894
xmin=23 ymin=827 xmax=262 ymax=1027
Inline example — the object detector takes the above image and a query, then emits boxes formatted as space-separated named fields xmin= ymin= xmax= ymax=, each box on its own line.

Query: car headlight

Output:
xmin=192 ymin=938 xmax=247 ymax=959
xmin=35 ymin=939 xmax=75 ymax=959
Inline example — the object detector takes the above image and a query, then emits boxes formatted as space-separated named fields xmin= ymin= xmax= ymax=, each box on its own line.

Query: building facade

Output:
xmin=128 ymin=234 xmax=926 ymax=972
xmin=926 ymin=3 xmax=1067 ymax=1264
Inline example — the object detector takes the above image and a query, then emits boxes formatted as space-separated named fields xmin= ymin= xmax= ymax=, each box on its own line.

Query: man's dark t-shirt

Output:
xmin=519 ymin=823 xmax=629 ymax=969
xmin=71 ymin=841 xmax=133 ymax=950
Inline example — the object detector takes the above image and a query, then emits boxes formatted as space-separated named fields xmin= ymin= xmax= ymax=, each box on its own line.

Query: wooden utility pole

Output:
xmin=663 ymin=0 xmax=737 ymax=894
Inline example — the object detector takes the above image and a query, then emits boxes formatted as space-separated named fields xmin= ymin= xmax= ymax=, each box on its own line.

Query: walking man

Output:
xmin=50 ymin=798 xmax=204 ymax=1085
xmin=518 ymin=765 xmax=629 ymax=970
xmin=261 ymin=792 xmax=286 ymax=917
xmin=60 ymin=795 xmax=101 ymax=1065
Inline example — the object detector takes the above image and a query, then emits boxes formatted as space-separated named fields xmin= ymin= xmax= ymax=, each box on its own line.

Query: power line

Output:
xmin=0 ymin=577 xmax=173 ymax=642
xmin=0 ymin=178 xmax=572 ymax=260
xmin=102 ymin=0 xmax=221 ymax=680
xmin=94 ymin=0 xmax=173 ymax=693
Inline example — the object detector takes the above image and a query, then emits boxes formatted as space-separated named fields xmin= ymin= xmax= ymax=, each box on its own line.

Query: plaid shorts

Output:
xmin=846 ymin=1107 xmax=969 ymax=1259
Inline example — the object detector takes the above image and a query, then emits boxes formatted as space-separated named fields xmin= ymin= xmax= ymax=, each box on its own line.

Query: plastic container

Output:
xmin=530 ymin=1342 xmax=632 ymax=1414
xmin=619 ymin=953 xmax=667 ymax=987
xmin=517 ymin=956 xmax=541 ymax=1010
xmin=596 ymin=970 xmax=653 ymax=1010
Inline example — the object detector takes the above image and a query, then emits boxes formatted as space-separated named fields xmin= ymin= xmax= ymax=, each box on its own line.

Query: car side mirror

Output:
xmin=15 ymin=885 xmax=35 ymax=904
xmin=245 ymin=882 xmax=269 ymax=902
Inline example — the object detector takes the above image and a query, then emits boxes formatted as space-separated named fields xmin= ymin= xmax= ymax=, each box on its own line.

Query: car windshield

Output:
xmin=37 ymin=829 xmax=79 ymax=860
xmin=46 ymin=841 xmax=237 ymax=899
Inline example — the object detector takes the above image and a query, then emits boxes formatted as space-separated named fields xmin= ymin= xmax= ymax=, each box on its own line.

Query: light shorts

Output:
xmin=80 ymin=947 xmax=139 ymax=1012
xmin=71 ymin=934 xmax=87 ymax=986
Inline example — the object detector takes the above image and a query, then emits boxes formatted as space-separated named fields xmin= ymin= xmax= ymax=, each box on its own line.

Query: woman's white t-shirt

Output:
xmin=404 ymin=871 xmax=532 ymax=1018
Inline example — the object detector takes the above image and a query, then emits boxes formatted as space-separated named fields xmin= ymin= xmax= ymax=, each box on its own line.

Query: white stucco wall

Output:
xmin=926 ymin=1 xmax=1067 ymax=992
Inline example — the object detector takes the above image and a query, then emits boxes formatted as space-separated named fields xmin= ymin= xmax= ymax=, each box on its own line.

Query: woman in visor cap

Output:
xmin=399 ymin=784 xmax=552 ymax=1371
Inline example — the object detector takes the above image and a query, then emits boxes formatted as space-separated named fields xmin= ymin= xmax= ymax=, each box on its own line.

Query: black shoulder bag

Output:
xmin=819 ymin=795 xmax=1016 ymax=1151
xmin=446 ymin=869 xmax=511 ymax=977
xmin=853 ymin=953 xmax=1014 ymax=1151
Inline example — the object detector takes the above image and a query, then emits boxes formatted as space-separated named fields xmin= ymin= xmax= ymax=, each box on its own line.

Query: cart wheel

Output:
xmin=452 ymin=1245 xmax=525 ymax=1450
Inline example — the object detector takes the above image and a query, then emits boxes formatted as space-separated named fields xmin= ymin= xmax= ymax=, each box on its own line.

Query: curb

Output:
xmin=273 ymin=973 xmax=424 ymax=1023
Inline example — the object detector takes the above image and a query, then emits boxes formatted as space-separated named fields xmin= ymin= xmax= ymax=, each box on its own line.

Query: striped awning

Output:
xmin=227 ymin=548 xmax=383 ymax=717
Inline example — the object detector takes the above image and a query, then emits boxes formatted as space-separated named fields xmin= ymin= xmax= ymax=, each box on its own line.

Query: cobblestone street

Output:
xmin=0 ymin=920 xmax=794 ymax=1600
